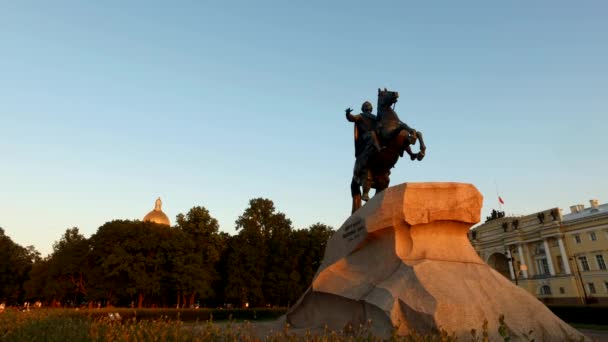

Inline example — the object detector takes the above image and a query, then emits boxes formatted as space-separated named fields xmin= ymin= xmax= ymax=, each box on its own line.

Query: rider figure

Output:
xmin=345 ymin=101 xmax=382 ymax=201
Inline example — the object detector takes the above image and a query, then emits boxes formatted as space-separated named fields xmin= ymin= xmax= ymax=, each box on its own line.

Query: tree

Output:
xmin=46 ymin=227 xmax=89 ymax=306
xmin=88 ymin=220 xmax=167 ymax=308
xmin=303 ymin=223 xmax=333 ymax=281
xmin=173 ymin=206 xmax=222 ymax=307
xmin=262 ymin=207 xmax=294 ymax=306
xmin=212 ymin=231 xmax=232 ymax=307
xmin=225 ymin=198 xmax=295 ymax=307
xmin=286 ymin=223 xmax=334 ymax=304
xmin=0 ymin=228 xmax=38 ymax=305
xmin=24 ymin=257 xmax=50 ymax=302
xmin=9 ymin=199 xmax=336 ymax=308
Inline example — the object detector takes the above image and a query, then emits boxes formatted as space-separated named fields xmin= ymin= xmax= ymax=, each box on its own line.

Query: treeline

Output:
xmin=0 ymin=198 xmax=334 ymax=309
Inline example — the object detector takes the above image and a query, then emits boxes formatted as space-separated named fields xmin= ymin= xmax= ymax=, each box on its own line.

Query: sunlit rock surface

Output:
xmin=286 ymin=182 xmax=585 ymax=341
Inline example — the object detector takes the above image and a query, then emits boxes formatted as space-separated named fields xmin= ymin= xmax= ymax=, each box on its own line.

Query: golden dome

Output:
xmin=143 ymin=197 xmax=170 ymax=226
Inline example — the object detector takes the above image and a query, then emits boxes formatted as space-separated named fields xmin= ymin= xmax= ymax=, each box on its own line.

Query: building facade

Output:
xmin=470 ymin=200 xmax=608 ymax=304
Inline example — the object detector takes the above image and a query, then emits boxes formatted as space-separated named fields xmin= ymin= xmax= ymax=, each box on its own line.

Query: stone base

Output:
xmin=286 ymin=183 xmax=586 ymax=341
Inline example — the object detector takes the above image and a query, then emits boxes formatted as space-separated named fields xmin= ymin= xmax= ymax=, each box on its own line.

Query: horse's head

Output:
xmin=378 ymin=88 xmax=399 ymax=108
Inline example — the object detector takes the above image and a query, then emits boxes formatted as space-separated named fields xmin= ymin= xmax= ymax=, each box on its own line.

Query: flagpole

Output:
xmin=494 ymin=180 xmax=504 ymax=211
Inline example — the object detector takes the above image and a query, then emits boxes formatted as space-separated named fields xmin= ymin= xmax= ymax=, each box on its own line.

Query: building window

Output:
xmin=588 ymin=283 xmax=596 ymax=294
xmin=574 ymin=234 xmax=581 ymax=244
xmin=534 ymin=243 xmax=545 ymax=255
xmin=597 ymin=255 xmax=607 ymax=270
xmin=540 ymin=285 xmax=552 ymax=295
xmin=559 ymin=287 xmax=565 ymax=294
xmin=556 ymin=255 xmax=564 ymax=273
xmin=579 ymin=256 xmax=590 ymax=271
xmin=590 ymin=232 xmax=597 ymax=241
xmin=537 ymin=258 xmax=550 ymax=275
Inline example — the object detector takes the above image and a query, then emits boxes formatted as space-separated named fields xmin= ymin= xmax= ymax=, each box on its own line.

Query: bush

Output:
xmin=0 ymin=309 xmax=590 ymax=341
xmin=1 ymin=309 xmax=453 ymax=342
xmin=547 ymin=304 xmax=608 ymax=325
xmin=79 ymin=308 xmax=286 ymax=322
xmin=0 ymin=310 xmax=90 ymax=341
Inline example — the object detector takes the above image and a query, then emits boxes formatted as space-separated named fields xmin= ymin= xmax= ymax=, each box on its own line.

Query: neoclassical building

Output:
xmin=470 ymin=200 xmax=608 ymax=304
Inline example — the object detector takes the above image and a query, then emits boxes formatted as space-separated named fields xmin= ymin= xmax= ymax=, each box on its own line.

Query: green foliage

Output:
xmin=296 ymin=223 xmax=333 ymax=288
xmin=86 ymin=308 xmax=285 ymax=322
xmin=88 ymin=220 xmax=173 ymax=307
xmin=0 ymin=309 xmax=524 ymax=342
xmin=2 ymin=199 xmax=335 ymax=309
xmin=1 ymin=311 xmax=91 ymax=342
xmin=6 ymin=310 xmax=574 ymax=342
xmin=546 ymin=304 xmax=608 ymax=326
xmin=45 ymin=228 xmax=89 ymax=305
xmin=0 ymin=228 xmax=38 ymax=305
xmin=569 ymin=323 xmax=608 ymax=330
xmin=24 ymin=258 xmax=50 ymax=301
xmin=224 ymin=199 xmax=334 ymax=307
xmin=521 ymin=328 xmax=535 ymax=342
xmin=174 ymin=206 xmax=222 ymax=307
xmin=497 ymin=314 xmax=510 ymax=342
xmin=469 ymin=319 xmax=489 ymax=342
xmin=225 ymin=198 xmax=285 ymax=306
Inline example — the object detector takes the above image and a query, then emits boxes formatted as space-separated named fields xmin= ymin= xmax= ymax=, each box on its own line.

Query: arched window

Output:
xmin=540 ymin=285 xmax=552 ymax=295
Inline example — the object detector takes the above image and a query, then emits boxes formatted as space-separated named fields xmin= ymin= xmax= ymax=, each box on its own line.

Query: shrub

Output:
xmin=77 ymin=308 xmax=286 ymax=322
xmin=547 ymin=304 xmax=608 ymax=325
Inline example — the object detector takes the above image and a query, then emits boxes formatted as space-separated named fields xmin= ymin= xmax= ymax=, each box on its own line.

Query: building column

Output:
xmin=525 ymin=243 xmax=535 ymax=277
xmin=543 ymin=239 xmax=556 ymax=276
xmin=517 ymin=244 xmax=529 ymax=278
xmin=557 ymin=237 xmax=571 ymax=274
xmin=506 ymin=248 xmax=515 ymax=280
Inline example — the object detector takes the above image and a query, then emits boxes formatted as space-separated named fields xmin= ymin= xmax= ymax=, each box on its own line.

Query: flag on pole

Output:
xmin=498 ymin=196 xmax=505 ymax=205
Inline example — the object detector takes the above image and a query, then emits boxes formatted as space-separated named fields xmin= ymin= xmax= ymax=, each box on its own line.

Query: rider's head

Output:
xmin=361 ymin=101 xmax=373 ymax=113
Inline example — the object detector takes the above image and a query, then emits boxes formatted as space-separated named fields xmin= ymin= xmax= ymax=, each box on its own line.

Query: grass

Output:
xmin=0 ymin=309 xmax=592 ymax=341
xmin=569 ymin=323 xmax=608 ymax=331
xmin=4 ymin=307 xmax=286 ymax=322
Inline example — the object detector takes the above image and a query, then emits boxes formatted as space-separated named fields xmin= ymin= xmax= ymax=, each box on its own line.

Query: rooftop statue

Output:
xmin=345 ymin=88 xmax=426 ymax=213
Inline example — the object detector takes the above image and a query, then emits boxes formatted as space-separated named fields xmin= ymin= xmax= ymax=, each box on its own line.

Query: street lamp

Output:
xmin=520 ymin=264 xmax=528 ymax=276
xmin=507 ymin=247 xmax=527 ymax=286
xmin=569 ymin=256 xmax=588 ymax=304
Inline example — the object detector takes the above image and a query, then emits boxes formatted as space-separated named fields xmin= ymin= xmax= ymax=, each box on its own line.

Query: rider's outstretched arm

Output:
xmin=346 ymin=112 xmax=360 ymax=122
xmin=345 ymin=108 xmax=360 ymax=122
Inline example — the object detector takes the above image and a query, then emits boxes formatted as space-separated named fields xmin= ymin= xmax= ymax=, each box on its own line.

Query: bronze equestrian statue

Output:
xmin=346 ymin=88 xmax=426 ymax=213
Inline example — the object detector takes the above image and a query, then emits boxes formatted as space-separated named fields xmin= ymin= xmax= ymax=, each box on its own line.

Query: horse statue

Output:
xmin=349 ymin=88 xmax=426 ymax=213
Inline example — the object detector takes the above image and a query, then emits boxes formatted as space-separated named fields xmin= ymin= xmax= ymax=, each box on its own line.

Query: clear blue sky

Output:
xmin=1 ymin=1 xmax=607 ymax=256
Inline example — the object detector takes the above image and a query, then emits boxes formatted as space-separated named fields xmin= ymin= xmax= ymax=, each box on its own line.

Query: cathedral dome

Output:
xmin=143 ymin=197 xmax=170 ymax=226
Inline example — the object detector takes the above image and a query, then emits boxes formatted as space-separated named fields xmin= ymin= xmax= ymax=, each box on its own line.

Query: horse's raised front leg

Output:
xmin=416 ymin=131 xmax=426 ymax=161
